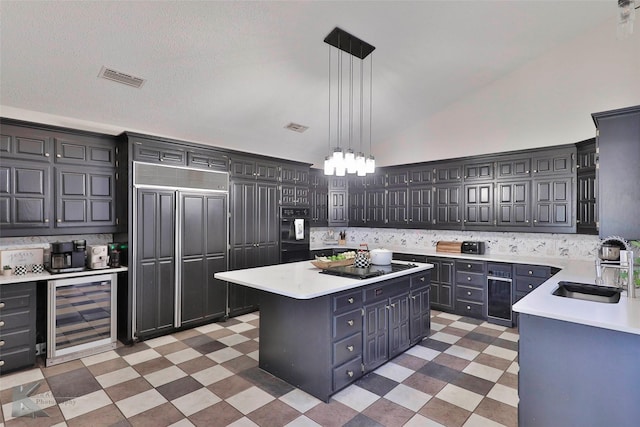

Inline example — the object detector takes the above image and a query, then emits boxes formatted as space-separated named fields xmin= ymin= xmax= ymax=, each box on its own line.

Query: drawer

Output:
xmin=333 ymin=290 xmax=363 ymax=313
xmin=456 ymin=285 xmax=484 ymax=303
xmin=456 ymin=260 xmax=485 ymax=274
xmin=410 ymin=271 xmax=430 ymax=289
xmin=364 ymin=278 xmax=409 ymax=302
xmin=333 ymin=356 xmax=362 ymax=391
xmin=456 ymin=272 xmax=485 ymax=287
xmin=394 ymin=253 xmax=427 ymax=263
xmin=456 ymin=300 xmax=484 ymax=318
xmin=333 ymin=333 xmax=362 ymax=366
xmin=515 ymin=264 xmax=550 ymax=279
xmin=333 ymin=309 xmax=363 ymax=341
xmin=0 ymin=309 xmax=31 ymax=330
xmin=515 ymin=276 xmax=547 ymax=293
xmin=0 ymin=292 xmax=33 ymax=312
xmin=0 ymin=327 xmax=32 ymax=351
xmin=0 ymin=346 xmax=35 ymax=375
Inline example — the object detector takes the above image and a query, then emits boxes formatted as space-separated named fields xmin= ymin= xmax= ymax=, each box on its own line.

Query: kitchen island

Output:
xmin=215 ymin=260 xmax=433 ymax=401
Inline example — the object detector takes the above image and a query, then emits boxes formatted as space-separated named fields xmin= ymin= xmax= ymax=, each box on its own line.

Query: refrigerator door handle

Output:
xmin=174 ymin=191 xmax=183 ymax=328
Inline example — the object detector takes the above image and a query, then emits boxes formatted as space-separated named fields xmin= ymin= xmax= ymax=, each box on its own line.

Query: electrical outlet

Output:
xmin=35 ymin=342 xmax=46 ymax=356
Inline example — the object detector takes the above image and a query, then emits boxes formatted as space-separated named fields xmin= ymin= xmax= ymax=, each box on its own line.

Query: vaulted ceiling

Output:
xmin=0 ymin=1 xmax=618 ymax=167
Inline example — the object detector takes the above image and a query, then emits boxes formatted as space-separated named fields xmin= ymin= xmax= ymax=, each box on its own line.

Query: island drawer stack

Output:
xmin=331 ymin=290 xmax=364 ymax=391
xmin=454 ymin=260 xmax=487 ymax=318
xmin=514 ymin=264 xmax=553 ymax=302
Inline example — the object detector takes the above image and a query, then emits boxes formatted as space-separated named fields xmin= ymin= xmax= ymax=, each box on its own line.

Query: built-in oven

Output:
xmin=486 ymin=263 xmax=513 ymax=327
xmin=280 ymin=207 xmax=310 ymax=263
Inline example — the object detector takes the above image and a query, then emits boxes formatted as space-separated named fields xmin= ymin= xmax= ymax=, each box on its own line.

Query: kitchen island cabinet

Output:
xmin=215 ymin=260 xmax=433 ymax=402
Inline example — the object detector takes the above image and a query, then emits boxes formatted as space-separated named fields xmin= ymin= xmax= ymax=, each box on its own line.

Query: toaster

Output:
xmin=461 ymin=241 xmax=485 ymax=255
xmin=87 ymin=245 xmax=110 ymax=269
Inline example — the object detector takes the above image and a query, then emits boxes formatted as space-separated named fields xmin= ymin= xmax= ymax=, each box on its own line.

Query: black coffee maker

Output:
xmin=48 ymin=240 xmax=86 ymax=273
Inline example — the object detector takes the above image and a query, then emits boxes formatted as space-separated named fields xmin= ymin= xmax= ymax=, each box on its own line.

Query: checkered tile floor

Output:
xmin=0 ymin=310 xmax=519 ymax=426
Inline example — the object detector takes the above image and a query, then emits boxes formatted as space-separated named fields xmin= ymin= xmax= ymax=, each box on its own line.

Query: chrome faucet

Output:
xmin=595 ymin=250 xmax=635 ymax=298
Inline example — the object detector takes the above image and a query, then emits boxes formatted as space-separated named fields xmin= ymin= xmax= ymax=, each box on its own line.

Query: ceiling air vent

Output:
xmin=284 ymin=122 xmax=309 ymax=133
xmin=98 ymin=66 xmax=146 ymax=88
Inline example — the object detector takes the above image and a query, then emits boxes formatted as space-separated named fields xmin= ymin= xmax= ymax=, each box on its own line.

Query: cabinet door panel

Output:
xmin=533 ymin=178 xmax=572 ymax=229
xmin=496 ymin=181 xmax=530 ymax=227
xmin=363 ymin=301 xmax=388 ymax=370
xmin=181 ymin=258 xmax=205 ymax=323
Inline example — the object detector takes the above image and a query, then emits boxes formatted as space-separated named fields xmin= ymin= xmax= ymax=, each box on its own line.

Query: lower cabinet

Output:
xmin=0 ymin=282 xmax=37 ymax=374
xmin=394 ymin=253 xmax=454 ymax=311
xmin=454 ymin=260 xmax=487 ymax=318
xmin=258 ymin=271 xmax=431 ymax=402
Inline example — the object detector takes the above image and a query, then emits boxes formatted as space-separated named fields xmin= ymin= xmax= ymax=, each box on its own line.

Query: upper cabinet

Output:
xmin=575 ymin=138 xmax=597 ymax=235
xmin=592 ymin=105 xmax=640 ymax=240
xmin=230 ymin=155 xmax=279 ymax=181
xmin=0 ymin=119 xmax=121 ymax=236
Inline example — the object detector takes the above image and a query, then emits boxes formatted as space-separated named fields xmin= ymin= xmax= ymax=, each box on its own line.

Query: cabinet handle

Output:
xmin=0 ymin=302 xmax=4 ymax=308
xmin=467 ymin=291 xmax=472 ymax=296
xmin=45 ymin=153 xmax=50 ymax=157
xmin=44 ymin=219 xmax=49 ymax=223
xmin=528 ymin=284 xmax=533 ymax=289
xmin=528 ymin=270 xmax=533 ymax=275
xmin=347 ymin=319 xmax=354 ymax=326
xmin=467 ymin=264 xmax=471 ymax=268
xmin=533 ymin=169 xmax=537 ymax=173
xmin=466 ymin=305 xmax=471 ymax=310
xmin=347 ymin=345 xmax=354 ymax=352
xmin=347 ymin=370 xmax=354 ymax=378
xmin=420 ymin=277 xmax=425 ymax=282
xmin=160 ymin=158 xmax=164 ymax=162
xmin=0 ymin=360 xmax=4 ymax=367
xmin=411 ymin=295 xmax=417 ymax=300
xmin=348 ymin=297 xmax=354 ymax=304
xmin=0 ymin=340 xmax=4 ymax=347
xmin=467 ymin=276 xmax=471 ymax=281
xmin=0 ymin=320 xmax=4 ymax=327
xmin=56 ymin=154 xmax=61 ymax=158
xmin=57 ymin=219 xmax=61 ymax=223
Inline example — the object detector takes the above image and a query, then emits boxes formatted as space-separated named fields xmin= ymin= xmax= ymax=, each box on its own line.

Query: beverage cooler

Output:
xmin=47 ymin=273 xmax=117 ymax=366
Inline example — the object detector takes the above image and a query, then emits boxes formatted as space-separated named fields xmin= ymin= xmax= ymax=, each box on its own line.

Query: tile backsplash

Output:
xmin=311 ymin=227 xmax=602 ymax=260
xmin=0 ymin=234 xmax=113 ymax=251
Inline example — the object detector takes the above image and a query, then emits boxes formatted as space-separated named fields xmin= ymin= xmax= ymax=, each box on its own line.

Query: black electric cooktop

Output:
xmin=319 ymin=262 xmax=418 ymax=279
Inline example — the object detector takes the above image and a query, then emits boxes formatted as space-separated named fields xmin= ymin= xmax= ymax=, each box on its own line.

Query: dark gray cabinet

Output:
xmin=0 ymin=159 xmax=51 ymax=230
xmin=427 ymin=257 xmax=455 ymax=310
xmin=309 ymin=169 xmax=328 ymax=226
xmin=531 ymin=177 xmax=573 ymax=230
xmin=387 ymin=188 xmax=408 ymax=227
xmin=0 ymin=282 xmax=37 ymax=374
xmin=454 ymin=260 xmax=486 ymax=319
xmin=496 ymin=180 xmax=531 ymax=227
xmin=136 ymin=189 xmax=176 ymax=338
xmin=280 ymin=163 xmax=310 ymax=206
xmin=229 ymin=179 xmax=279 ymax=316
xmin=179 ymin=192 xmax=228 ymax=326
xmin=0 ymin=119 xmax=121 ymax=236
xmin=463 ymin=161 xmax=494 ymax=181
xmin=328 ymin=176 xmax=348 ymax=227
xmin=54 ymin=166 xmax=115 ymax=228
xmin=434 ymin=162 xmax=462 ymax=184
xmin=576 ymin=138 xmax=597 ymax=234
xmin=409 ymin=271 xmax=431 ymax=344
xmin=132 ymin=137 xmax=186 ymax=166
xmin=592 ymin=105 xmax=640 ymax=240
xmin=496 ymin=156 xmax=531 ymax=179
xmin=408 ymin=185 xmax=434 ymax=227
xmin=186 ymin=149 xmax=228 ymax=172
xmin=363 ymin=277 xmax=410 ymax=372
xmin=230 ymin=156 xmax=279 ymax=181
xmin=463 ymin=182 xmax=494 ymax=228
xmin=434 ymin=184 xmax=462 ymax=228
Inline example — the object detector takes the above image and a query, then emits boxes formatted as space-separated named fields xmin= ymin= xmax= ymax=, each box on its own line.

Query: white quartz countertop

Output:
xmin=215 ymin=260 xmax=433 ymax=299
xmin=0 ymin=266 xmax=128 ymax=285
xmin=513 ymin=259 xmax=640 ymax=335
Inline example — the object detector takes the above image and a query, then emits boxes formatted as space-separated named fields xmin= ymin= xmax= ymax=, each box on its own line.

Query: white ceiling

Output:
xmin=0 ymin=1 xmax=617 ymax=167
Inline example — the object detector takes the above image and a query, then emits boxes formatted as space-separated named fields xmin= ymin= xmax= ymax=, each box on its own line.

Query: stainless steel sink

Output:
xmin=552 ymin=281 xmax=621 ymax=303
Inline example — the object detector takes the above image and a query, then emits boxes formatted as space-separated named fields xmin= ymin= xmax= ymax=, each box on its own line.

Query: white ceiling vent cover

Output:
xmin=284 ymin=122 xmax=309 ymax=133
xmin=98 ymin=66 xmax=146 ymax=88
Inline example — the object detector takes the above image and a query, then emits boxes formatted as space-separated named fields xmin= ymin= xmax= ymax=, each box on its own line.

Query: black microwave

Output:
xmin=461 ymin=241 xmax=485 ymax=254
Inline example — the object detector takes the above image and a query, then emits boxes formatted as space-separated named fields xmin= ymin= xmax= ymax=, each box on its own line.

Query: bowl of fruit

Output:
xmin=311 ymin=251 xmax=356 ymax=269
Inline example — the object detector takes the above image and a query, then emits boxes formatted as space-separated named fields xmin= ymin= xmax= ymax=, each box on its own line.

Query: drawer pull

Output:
xmin=0 ymin=320 xmax=4 ymax=327
xmin=0 ymin=340 xmax=4 ymax=347
xmin=467 ymin=291 xmax=472 ymax=296
xmin=347 ymin=345 xmax=354 ymax=352
xmin=0 ymin=302 xmax=4 ymax=309
xmin=347 ymin=370 xmax=354 ymax=378
xmin=467 ymin=264 xmax=471 ymax=269
xmin=528 ymin=270 xmax=533 ymax=275
xmin=528 ymin=284 xmax=533 ymax=289
xmin=347 ymin=319 xmax=354 ymax=326
xmin=467 ymin=276 xmax=471 ymax=281
xmin=420 ymin=277 xmax=425 ymax=282
xmin=411 ymin=295 xmax=417 ymax=300
xmin=466 ymin=305 xmax=471 ymax=310
xmin=348 ymin=297 xmax=354 ymax=304
xmin=0 ymin=360 xmax=4 ymax=367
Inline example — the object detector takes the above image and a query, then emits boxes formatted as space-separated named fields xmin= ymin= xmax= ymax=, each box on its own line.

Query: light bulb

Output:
xmin=355 ymin=152 xmax=366 ymax=176
xmin=345 ymin=149 xmax=356 ymax=173
xmin=365 ymin=155 xmax=375 ymax=174
xmin=335 ymin=163 xmax=346 ymax=177
xmin=324 ymin=156 xmax=334 ymax=175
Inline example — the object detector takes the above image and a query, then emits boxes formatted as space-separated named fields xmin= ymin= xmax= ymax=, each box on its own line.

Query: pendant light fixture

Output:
xmin=323 ymin=27 xmax=375 ymax=176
